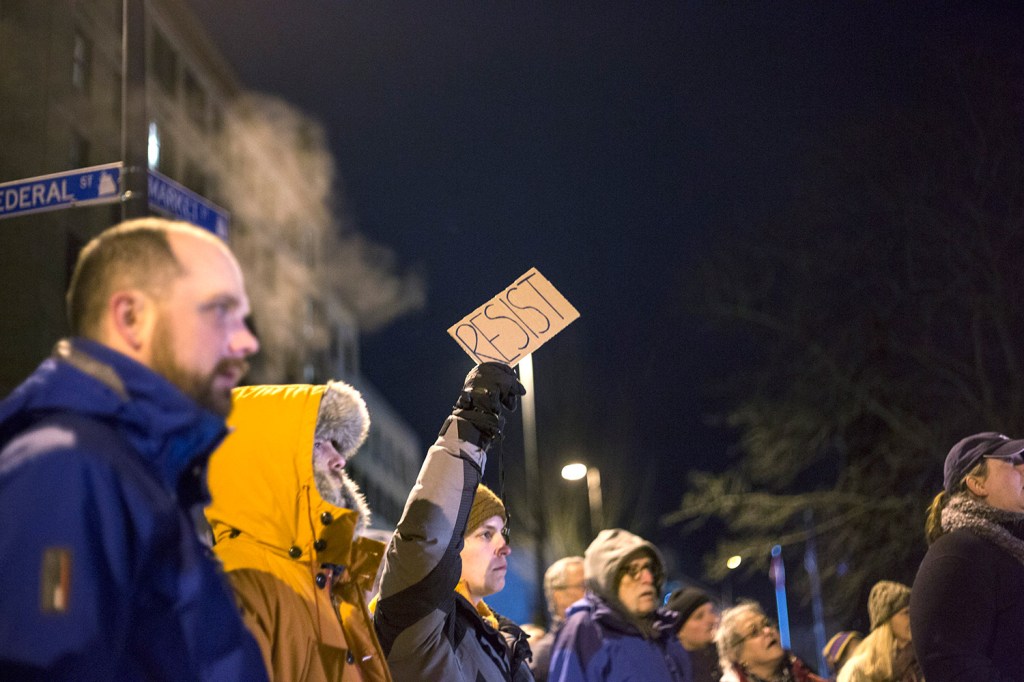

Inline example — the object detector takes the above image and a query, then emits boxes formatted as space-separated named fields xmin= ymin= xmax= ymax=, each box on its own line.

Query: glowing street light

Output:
xmin=721 ymin=554 xmax=742 ymax=605
xmin=561 ymin=461 xmax=603 ymax=538
xmin=560 ymin=463 xmax=587 ymax=481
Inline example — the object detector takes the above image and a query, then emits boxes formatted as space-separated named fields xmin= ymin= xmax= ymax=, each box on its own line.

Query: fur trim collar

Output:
xmin=334 ymin=468 xmax=372 ymax=532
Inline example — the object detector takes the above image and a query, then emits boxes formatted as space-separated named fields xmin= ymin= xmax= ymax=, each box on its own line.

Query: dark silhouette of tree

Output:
xmin=665 ymin=47 xmax=1024 ymax=625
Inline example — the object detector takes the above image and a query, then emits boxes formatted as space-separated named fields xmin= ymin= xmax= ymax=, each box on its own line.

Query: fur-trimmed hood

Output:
xmin=315 ymin=380 xmax=371 ymax=463
xmin=206 ymin=383 xmax=373 ymax=567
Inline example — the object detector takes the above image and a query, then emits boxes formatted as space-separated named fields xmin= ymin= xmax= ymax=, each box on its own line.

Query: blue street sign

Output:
xmin=0 ymin=162 xmax=122 ymax=219
xmin=1 ymin=163 xmax=231 ymax=239
xmin=147 ymin=170 xmax=230 ymax=239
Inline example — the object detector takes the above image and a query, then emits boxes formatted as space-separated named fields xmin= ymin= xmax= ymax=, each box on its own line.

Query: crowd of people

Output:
xmin=1 ymin=217 xmax=1023 ymax=681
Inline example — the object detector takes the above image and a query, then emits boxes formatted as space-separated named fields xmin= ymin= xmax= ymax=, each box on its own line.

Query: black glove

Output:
xmin=441 ymin=362 xmax=526 ymax=449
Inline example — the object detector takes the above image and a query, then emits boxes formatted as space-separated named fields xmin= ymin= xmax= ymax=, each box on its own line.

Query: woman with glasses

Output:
xmin=910 ymin=431 xmax=1024 ymax=681
xmin=715 ymin=601 xmax=825 ymax=682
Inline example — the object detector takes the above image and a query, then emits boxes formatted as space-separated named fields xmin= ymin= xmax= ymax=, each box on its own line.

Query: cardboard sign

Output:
xmin=448 ymin=267 xmax=580 ymax=366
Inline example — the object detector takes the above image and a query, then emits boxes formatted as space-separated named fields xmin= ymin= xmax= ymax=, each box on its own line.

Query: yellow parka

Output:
xmin=206 ymin=384 xmax=391 ymax=682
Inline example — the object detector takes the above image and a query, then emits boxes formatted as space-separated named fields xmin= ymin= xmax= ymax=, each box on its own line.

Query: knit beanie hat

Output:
xmin=314 ymin=381 xmax=370 ymax=460
xmin=666 ymin=587 xmax=712 ymax=624
xmin=868 ymin=580 xmax=910 ymax=630
xmin=465 ymin=484 xmax=507 ymax=536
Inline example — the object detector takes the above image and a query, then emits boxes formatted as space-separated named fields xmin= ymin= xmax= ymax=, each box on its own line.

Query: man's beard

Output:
xmin=151 ymin=320 xmax=249 ymax=417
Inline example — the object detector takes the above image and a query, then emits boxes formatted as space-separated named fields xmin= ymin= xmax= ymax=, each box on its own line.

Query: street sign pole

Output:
xmin=121 ymin=0 xmax=148 ymax=219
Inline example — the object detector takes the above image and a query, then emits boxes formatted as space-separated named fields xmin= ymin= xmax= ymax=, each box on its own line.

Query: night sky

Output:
xmin=185 ymin=0 xmax=1023 ymax=596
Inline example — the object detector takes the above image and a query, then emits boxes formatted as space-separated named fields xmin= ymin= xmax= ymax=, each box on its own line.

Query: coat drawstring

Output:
xmin=303 ymin=484 xmax=325 ymax=644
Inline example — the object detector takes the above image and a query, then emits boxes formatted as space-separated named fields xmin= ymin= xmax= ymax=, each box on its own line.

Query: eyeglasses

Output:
xmin=738 ymin=617 xmax=777 ymax=643
xmin=622 ymin=560 xmax=662 ymax=582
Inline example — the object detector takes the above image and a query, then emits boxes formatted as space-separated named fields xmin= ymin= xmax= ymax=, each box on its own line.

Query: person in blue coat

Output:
xmin=0 ymin=218 xmax=267 ymax=680
xmin=548 ymin=528 xmax=692 ymax=682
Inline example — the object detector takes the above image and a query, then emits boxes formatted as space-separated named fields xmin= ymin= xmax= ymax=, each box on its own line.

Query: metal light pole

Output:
xmin=121 ymin=0 xmax=148 ymax=219
xmin=518 ymin=354 xmax=547 ymax=625
xmin=585 ymin=466 xmax=603 ymax=535
xmin=724 ymin=554 xmax=741 ymax=606
xmin=561 ymin=462 xmax=603 ymax=539
xmin=804 ymin=509 xmax=829 ymax=677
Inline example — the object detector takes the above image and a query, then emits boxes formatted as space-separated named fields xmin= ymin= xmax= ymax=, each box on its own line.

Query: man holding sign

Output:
xmin=373 ymin=363 xmax=534 ymax=681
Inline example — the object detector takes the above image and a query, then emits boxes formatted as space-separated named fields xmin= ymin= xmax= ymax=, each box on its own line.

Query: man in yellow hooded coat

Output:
xmin=205 ymin=382 xmax=391 ymax=682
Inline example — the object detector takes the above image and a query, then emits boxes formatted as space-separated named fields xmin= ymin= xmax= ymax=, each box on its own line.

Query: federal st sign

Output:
xmin=0 ymin=163 xmax=122 ymax=218
xmin=0 ymin=163 xmax=230 ymax=238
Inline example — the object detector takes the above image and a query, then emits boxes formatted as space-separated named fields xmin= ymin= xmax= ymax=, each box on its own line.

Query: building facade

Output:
xmin=0 ymin=0 xmax=421 ymax=529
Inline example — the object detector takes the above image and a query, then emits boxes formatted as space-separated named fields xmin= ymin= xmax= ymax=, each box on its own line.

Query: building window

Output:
xmin=150 ymin=27 xmax=177 ymax=95
xmin=211 ymin=105 xmax=224 ymax=133
xmin=148 ymin=122 xmax=161 ymax=169
xmin=182 ymin=163 xmax=208 ymax=196
xmin=69 ymin=132 xmax=89 ymax=169
xmin=183 ymin=69 xmax=207 ymax=128
xmin=159 ymin=130 xmax=176 ymax=177
xmin=72 ymin=31 xmax=92 ymax=92
xmin=148 ymin=121 xmax=175 ymax=176
xmin=110 ymin=72 xmax=121 ymax=119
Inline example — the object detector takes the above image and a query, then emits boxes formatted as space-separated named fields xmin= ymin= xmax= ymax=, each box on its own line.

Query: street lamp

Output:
xmin=518 ymin=354 xmax=547 ymax=626
xmin=723 ymin=555 xmax=741 ymax=605
xmin=561 ymin=462 xmax=603 ymax=539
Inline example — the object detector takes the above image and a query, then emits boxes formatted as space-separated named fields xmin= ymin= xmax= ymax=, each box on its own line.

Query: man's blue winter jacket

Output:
xmin=0 ymin=338 xmax=268 ymax=681
xmin=548 ymin=594 xmax=692 ymax=682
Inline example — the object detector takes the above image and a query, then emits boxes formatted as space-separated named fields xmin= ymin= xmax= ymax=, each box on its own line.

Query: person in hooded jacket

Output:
xmin=372 ymin=362 xmax=533 ymax=681
xmin=0 ymin=219 xmax=266 ymax=680
xmin=548 ymin=528 xmax=692 ymax=682
xmin=205 ymin=382 xmax=390 ymax=682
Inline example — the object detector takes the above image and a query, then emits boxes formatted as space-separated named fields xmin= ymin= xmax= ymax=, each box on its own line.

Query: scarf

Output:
xmin=455 ymin=579 xmax=500 ymax=629
xmin=725 ymin=660 xmax=795 ymax=682
xmin=942 ymin=495 xmax=1024 ymax=566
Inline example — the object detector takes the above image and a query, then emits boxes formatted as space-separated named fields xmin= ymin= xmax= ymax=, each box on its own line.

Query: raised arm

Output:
xmin=373 ymin=363 xmax=524 ymax=661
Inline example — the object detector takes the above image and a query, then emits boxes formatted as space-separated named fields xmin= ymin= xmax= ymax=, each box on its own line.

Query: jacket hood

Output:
xmin=315 ymin=380 xmax=371 ymax=461
xmin=0 ymin=338 xmax=226 ymax=500
xmin=584 ymin=528 xmax=666 ymax=603
xmin=205 ymin=383 xmax=371 ymax=566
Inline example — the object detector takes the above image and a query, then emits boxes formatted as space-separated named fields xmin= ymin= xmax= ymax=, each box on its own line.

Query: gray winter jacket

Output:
xmin=373 ymin=420 xmax=533 ymax=681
